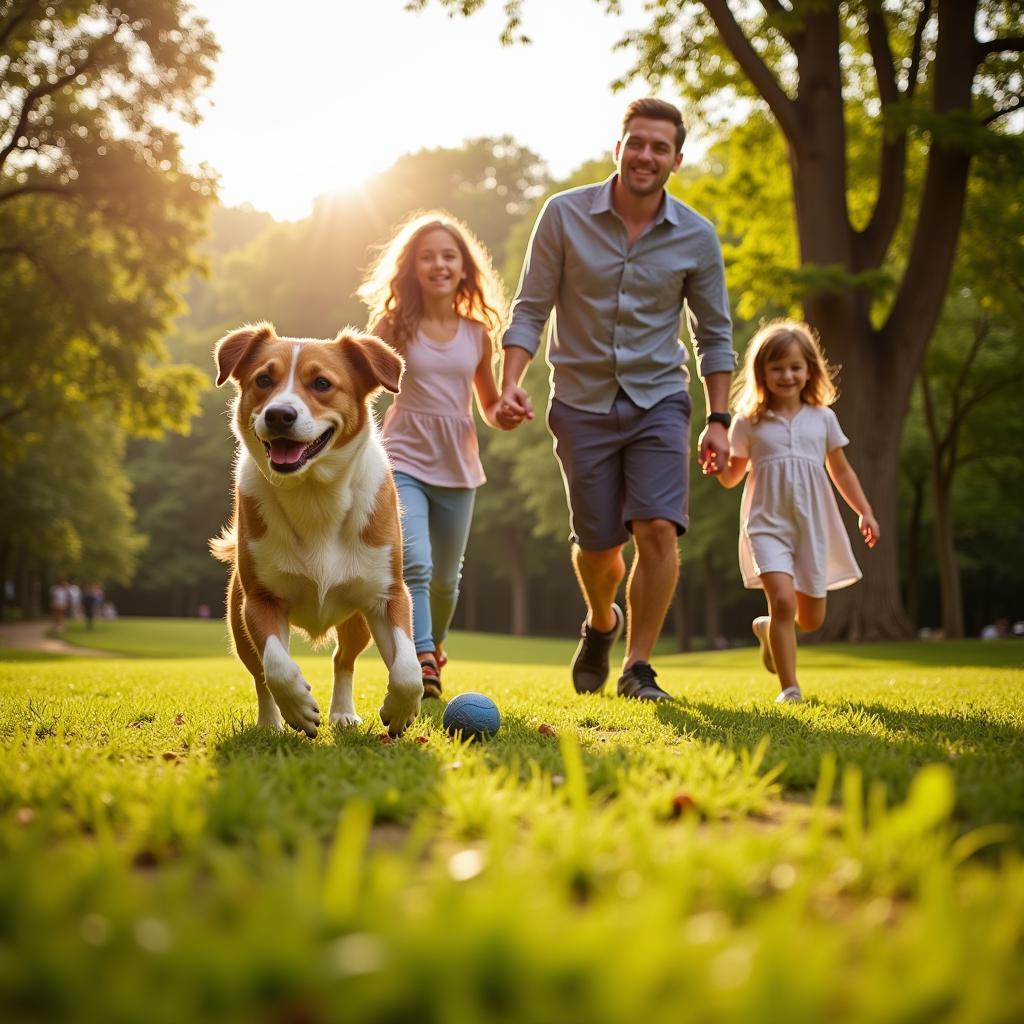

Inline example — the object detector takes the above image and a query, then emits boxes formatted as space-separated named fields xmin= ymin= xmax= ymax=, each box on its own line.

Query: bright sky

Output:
xmin=177 ymin=0 xmax=688 ymax=221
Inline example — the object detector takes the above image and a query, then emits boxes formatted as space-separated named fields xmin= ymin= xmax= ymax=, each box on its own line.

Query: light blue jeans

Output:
xmin=393 ymin=472 xmax=476 ymax=656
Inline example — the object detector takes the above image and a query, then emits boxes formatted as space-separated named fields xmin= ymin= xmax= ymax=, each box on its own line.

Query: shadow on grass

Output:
xmin=798 ymin=638 xmax=1024 ymax=669
xmin=205 ymin=717 xmax=446 ymax=849
xmin=654 ymin=699 xmax=1024 ymax=837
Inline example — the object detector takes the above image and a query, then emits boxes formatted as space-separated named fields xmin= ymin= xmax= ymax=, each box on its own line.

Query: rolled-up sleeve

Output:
xmin=503 ymin=198 xmax=563 ymax=357
xmin=683 ymin=229 xmax=736 ymax=380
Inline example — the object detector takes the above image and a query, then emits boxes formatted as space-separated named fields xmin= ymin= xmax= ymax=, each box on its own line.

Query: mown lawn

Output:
xmin=1 ymin=621 xmax=1022 ymax=1023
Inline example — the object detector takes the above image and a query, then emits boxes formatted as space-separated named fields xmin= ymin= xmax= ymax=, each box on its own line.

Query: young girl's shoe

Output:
xmin=419 ymin=653 xmax=442 ymax=699
xmin=775 ymin=686 xmax=802 ymax=704
xmin=752 ymin=616 xmax=775 ymax=674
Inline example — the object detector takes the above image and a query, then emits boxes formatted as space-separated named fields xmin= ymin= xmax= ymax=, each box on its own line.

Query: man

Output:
xmin=498 ymin=98 xmax=735 ymax=702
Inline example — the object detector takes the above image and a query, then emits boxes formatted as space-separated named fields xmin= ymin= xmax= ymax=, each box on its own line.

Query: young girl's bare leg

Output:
xmin=795 ymin=592 xmax=827 ymax=633
xmin=760 ymin=572 xmax=801 ymax=698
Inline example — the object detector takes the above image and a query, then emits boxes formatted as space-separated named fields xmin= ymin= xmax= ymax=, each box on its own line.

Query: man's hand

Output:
xmin=698 ymin=421 xmax=729 ymax=475
xmin=496 ymin=384 xmax=534 ymax=429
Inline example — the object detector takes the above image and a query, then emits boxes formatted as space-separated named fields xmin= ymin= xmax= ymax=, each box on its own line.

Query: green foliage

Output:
xmin=0 ymin=1 xmax=220 ymax=592
xmin=0 ymin=410 xmax=145 ymax=584
xmin=0 ymin=1 xmax=218 ymax=444
xmin=0 ymin=628 xmax=1022 ymax=1020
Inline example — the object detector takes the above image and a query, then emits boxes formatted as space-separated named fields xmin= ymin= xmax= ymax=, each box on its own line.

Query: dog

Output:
xmin=210 ymin=322 xmax=422 ymax=739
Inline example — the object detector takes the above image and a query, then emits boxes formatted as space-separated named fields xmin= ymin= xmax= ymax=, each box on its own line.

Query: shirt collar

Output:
xmin=591 ymin=175 xmax=678 ymax=226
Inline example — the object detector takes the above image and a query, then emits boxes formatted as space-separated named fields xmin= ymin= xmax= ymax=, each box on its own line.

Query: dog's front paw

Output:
xmin=378 ymin=678 xmax=422 ymax=738
xmin=330 ymin=709 xmax=363 ymax=728
xmin=263 ymin=641 xmax=320 ymax=738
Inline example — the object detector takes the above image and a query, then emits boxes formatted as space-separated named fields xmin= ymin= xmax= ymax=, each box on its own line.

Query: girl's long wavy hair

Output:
xmin=357 ymin=211 xmax=506 ymax=353
xmin=733 ymin=319 xmax=838 ymax=423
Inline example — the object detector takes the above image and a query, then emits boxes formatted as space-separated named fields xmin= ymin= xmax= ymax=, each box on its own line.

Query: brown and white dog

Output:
xmin=210 ymin=322 xmax=422 ymax=739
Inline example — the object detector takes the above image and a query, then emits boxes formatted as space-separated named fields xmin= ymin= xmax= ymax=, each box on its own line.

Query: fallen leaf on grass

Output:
xmin=670 ymin=792 xmax=698 ymax=818
xmin=538 ymin=723 xmax=557 ymax=737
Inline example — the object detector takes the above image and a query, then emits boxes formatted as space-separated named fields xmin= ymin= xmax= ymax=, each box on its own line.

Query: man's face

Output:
xmin=614 ymin=116 xmax=682 ymax=198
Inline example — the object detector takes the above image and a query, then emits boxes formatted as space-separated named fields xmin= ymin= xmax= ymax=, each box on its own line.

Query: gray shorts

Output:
xmin=548 ymin=389 xmax=691 ymax=551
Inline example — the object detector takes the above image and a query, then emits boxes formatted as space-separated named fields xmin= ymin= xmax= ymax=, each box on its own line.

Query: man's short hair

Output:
xmin=621 ymin=98 xmax=687 ymax=153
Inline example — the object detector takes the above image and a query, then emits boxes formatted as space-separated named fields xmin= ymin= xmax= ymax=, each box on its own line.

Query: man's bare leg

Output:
xmin=623 ymin=518 xmax=679 ymax=669
xmin=572 ymin=543 xmax=625 ymax=632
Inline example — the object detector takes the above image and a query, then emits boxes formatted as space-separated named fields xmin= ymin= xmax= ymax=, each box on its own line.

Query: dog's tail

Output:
xmin=209 ymin=526 xmax=237 ymax=564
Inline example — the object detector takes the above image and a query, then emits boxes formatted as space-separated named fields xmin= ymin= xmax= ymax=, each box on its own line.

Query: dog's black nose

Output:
xmin=264 ymin=405 xmax=297 ymax=430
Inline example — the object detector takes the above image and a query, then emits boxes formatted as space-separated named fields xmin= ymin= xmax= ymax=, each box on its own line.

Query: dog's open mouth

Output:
xmin=262 ymin=427 xmax=335 ymax=473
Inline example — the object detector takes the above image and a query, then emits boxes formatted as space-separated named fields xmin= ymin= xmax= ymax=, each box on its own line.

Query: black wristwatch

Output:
xmin=706 ymin=411 xmax=732 ymax=428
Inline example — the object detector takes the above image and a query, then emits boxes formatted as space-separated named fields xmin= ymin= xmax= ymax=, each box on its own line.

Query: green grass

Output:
xmin=1 ymin=621 xmax=1022 ymax=1023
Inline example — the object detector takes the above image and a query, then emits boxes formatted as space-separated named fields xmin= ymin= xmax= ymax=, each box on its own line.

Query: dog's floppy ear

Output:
xmin=214 ymin=323 xmax=276 ymax=387
xmin=335 ymin=330 xmax=404 ymax=395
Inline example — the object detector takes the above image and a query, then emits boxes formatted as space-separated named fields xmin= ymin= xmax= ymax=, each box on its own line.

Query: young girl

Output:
xmin=714 ymin=320 xmax=879 ymax=703
xmin=358 ymin=211 xmax=519 ymax=698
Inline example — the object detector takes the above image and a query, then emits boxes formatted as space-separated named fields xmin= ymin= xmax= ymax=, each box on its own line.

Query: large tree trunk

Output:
xmin=782 ymin=0 xmax=977 ymax=640
xmin=673 ymin=570 xmax=692 ymax=653
xmin=904 ymin=476 xmax=926 ymax=630
xmin=702 ymin=550 xmax=721 ymax=646
xmin=931 ymin=476 xmax=964 ymax=638
xmin=508 ymin=531 xmax=529 ymax=636
xmin=816 ymin=333 xmax=915 ymax=640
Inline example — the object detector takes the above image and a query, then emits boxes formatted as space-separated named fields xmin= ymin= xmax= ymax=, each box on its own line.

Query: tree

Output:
xmin=916 ymin=156 xmax=1024 ymax=637
xmin=413 ymin=0 xmax=1024 ymax=639
xmin=0 ymin=410 xmax=145 ymax=616
xmin=0 ymin=1 xmax=217 ymax=447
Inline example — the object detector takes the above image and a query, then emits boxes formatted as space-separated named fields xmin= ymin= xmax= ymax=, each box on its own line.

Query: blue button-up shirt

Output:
xmin=503 ymin=176 xmax=736 ymax=414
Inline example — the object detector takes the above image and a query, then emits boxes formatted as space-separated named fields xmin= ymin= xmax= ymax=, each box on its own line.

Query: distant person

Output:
xmin=498 ymin=97 xmax=736 ymax=702
xmin=359 ymin=211 xmax=525 ymax=698
xmin=713 ymin=320 xmax=879 ymax=703
xmin=50 ymin=579 xmax=69 ymax=632
xmin=67 ymin=580 xmax=82 ymax=621
xmin=82 ymin=583 xmax=103 ymax=631
xmin=197 ymin=603 xmax=211 ymax=619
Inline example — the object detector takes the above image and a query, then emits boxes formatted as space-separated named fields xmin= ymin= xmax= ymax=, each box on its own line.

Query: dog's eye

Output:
xmin=312 ymin=377 xmax=331 ymax=392
xmin=255 ymin=373 xmax=273 ymax=388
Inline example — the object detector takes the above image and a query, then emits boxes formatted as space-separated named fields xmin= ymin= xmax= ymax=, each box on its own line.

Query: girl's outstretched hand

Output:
xmin=859 ymin=512 xmax=880 ymax=548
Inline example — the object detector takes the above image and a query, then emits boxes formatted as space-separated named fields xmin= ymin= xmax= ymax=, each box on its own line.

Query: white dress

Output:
xmin=728 ymin=405 xmax=861 ymax=598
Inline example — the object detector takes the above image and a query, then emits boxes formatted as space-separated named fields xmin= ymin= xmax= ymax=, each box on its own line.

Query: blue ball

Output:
xmin=442 ymin=692 xmax=501 ymax=740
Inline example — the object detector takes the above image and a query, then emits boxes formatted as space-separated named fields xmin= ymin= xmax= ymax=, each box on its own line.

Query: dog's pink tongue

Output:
xmin=269 ymin=439 xmax=306 ymax=464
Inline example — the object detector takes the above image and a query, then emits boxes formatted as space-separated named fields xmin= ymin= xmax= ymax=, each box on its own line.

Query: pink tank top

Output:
xmin=382 ymin=317 xmax=487 ymax=488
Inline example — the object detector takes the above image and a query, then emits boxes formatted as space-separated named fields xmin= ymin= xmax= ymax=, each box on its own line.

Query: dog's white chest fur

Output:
xmin=240 ymin=431 xmax=393 ymax=639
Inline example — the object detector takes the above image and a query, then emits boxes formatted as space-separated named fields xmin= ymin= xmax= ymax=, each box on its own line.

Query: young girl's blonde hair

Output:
xmin=357 ymin=210 xmax=506 ymax=352
xmin=732 ymin=319 xmax=838 ymax=422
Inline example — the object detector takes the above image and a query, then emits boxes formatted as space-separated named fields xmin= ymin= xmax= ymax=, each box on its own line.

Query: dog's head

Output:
xmin=214 ymin=322 xmax=403 ymax=483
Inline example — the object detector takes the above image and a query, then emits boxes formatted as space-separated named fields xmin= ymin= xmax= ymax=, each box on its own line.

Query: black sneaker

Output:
xmin=571 ymin=604 xmax=624 ymax=694
xmin=617 ymin=661 xmax=675 ymax=702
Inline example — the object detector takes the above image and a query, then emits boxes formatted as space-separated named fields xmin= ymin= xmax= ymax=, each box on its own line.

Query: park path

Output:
xmin=0 ymin=620 xmax=109 ymax=657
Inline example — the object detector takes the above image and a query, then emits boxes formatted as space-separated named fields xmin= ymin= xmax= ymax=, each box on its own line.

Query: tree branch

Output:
xmin=983 ymin=94 xmax=1023 ymax=125
xmin=856 ymin=7 xmax=912 ymax=268
xmin=703 ymin=0 xmax=801 ymax=145
xmin=866 ymin=8 xmax=899 ymax=104
xmin=977 ymin=35 xmax=1024 ymax=62
xmin=0 ymin=45 xmax=104 ymax=171
xmin=0 ymin=183 xmax=81 ymax=206
xmin=0 ymin=241 xmax=70 ymax=293
xmin=758 ymin=0 xmax=798 ymax=49
xmin=906 ymin=0 xmax=932 ymax=99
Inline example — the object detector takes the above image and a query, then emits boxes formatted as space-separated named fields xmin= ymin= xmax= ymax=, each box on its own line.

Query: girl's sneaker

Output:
xmin=419 ymin=653 xmax=442 ymax=699
xmin=775 ymin=686 xmax=802 ymax=704
xmin=752 ymin=616 xmax=775 ymax=673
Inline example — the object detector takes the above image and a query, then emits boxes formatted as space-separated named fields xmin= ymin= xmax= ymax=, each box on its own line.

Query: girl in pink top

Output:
xmin=359 ymin=211 xmax=520 ymax=697
xmin=713 ymin=321 xmax=879 ymax=704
